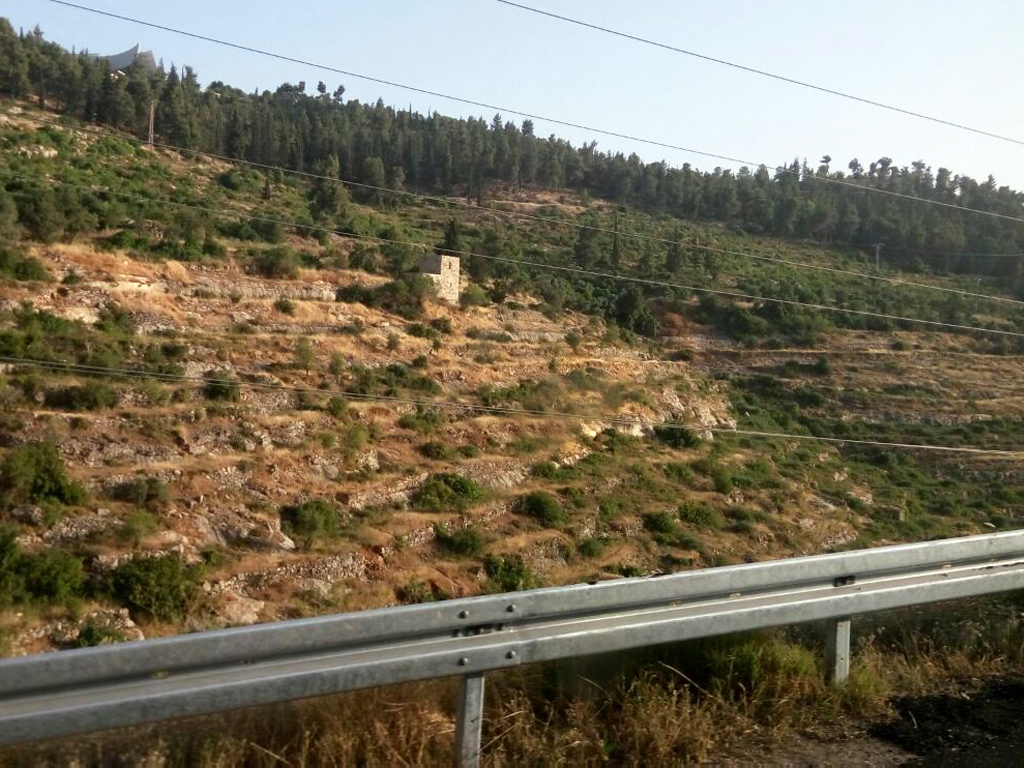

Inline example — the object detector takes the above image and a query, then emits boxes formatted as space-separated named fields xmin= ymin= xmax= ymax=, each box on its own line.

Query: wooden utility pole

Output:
xmin=147 ymin=100 xmax=155 ymax=147
xmin=873 ymin=243 xmax=884 ymax=272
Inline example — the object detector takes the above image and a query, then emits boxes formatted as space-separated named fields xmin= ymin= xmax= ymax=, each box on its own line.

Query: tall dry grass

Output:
xmin=3 ymin=595 xmax=1023 ymax=766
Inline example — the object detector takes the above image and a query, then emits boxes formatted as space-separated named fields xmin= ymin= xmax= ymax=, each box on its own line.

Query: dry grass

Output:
xmin=4 ymin=596 xmax=1023 ymax=767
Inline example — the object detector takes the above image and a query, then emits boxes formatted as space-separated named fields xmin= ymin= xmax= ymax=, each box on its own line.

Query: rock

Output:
xmin=213 ymin=590 xmax=265 ymax=626
xmin=10 ymin=505 xmax=45 ymax=525
xmin=356 ymin=450 xmax=380 ymax=472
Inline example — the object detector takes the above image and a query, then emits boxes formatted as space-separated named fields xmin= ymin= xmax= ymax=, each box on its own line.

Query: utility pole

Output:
xmin=147 ymin=100 xmax=155 ymax=147
xmin=873 ymin=243 xmax=884 ymax=273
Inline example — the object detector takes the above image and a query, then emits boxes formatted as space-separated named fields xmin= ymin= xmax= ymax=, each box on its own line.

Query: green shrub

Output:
xmin=483 ymin=554 xmax=535 ymax=592
xmin=653 ymin=425 xmax=702 ymax=449
xmin=460 ymin=284 xmax=490 ymax=309
xmin=280 ymin=499 xmax=343 ymax=548
xmin=466 ymin=327 xmax=512 ymax=343
xmin=22 ymin=548 xmax=86 ymax=604
xmin=0 ymin=527 xmax=24 ymax=606
xmin=0 ymin=442 xmax=87 ymax=506
xmin=663 ymin=462 xmax=695 ymax=485
xmin=0 ymin=247 xmax=50 ymax=282
xmin=119 ymin=509 xmax=159 ymax=545
xmin=414 ymin=474 xmax=485 ymax=512
xmin=203 ymin=375 xmax=240 ymax=401
xmin=577 ymin=537 xmax=606 ymax=558
xmin=429 ymin=317 xmax=453 ymax=334
xmin=420 ymin=441 xmax=454 ymax=460
xmin=434 ymin=524 xmax=485 ymax=556
xmin=397 ymin=406 xmax=445 ymax=433
xmin=531 ymin=460 xmax=560 ymax=479
xmin=642 ymin=511 xmax=678 ymax=536
xmin=43 ymin=381 xmax=118 ymax=411
xmin=326 ymin=396 xmax=348 ymax=419
xmin=253 ymin=246 xmax=299 ymax=278
xmin=113 ymin=476 xmax=169 ymax=511
xmin=108 ymin=554 xmax=199 ymax=622
xmin=711 ymin=466 xmax=734 ymax=494
xmin=516 ymin=491 xmax=565 ymax=526
xmin=274 ymin=298 xmax=296 ymax=315
xmin=71 ymin=621 xmax=126 ymax=648
xmin=338 ymin=423 xmax=370 ymax=458
xmin=678 ymin=501 xmax=724 ymax=529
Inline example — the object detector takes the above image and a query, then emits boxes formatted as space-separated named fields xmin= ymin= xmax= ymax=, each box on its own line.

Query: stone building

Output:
xmin=419 ymin=253 xmax=460 ymax=304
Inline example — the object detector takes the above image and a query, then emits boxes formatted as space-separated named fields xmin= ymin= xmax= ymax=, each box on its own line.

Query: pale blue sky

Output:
xmin=6 ymin=0 xmax=1024 ymax=187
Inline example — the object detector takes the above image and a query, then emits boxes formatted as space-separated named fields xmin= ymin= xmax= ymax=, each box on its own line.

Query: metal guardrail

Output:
xmin=2 ymin=530 xmax=1024 ymax=765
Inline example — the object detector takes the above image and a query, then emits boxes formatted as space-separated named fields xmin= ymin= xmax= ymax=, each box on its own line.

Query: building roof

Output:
xmin=90 ymin=45 xmax=157 ymax=75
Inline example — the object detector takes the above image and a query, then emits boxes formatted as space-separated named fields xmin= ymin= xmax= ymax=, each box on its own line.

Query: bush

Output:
xmin=397 ymin=406 xmax=445 ymax=433
xmin=413 ymin=473 xmax=485 ymax=512
xmin=203 ymin=375 xmax=240 ymax=401
xmin=419 ymin=441 xmax=454 ymax=460
xmin=577 ymin=537 xmax=606 ymax=558
xmin=22 ymin=548 xmax=86 ymax=604
xmin=653 ymin=425 xmax=702 ymax=449
xmin=274 ymin=298 xmax=296 ymax=315
xmin=253 ymin=247 xmax=299 ymax=278
xmin=516 ymin=491 xmax=565 ymax=527
xmin=0 ymin=247 xmax=50 ymax=282
xmin=280 ymin=499 xmax=343 ymax=548
xmin=111 ymin=476 xmax=168 ymax=511
xmin=70 ymin=621 xmax=125 ymax=648
xmin=678 ymin=502 xmax=724 ymax=529
xmin=429 ymin=317 xmax=453 ymax=334
xmin=0 ymin=530 xmax=87 ymax=607
xmin=460 ymin=284 xmax=490 ymax=309
xmin=44 ymin=381 xmax=118 ymax=411
xmin=483 ymin=554 xmax=535 ymax=592
xmin=326 ymin=396 xmax=348 ymax=419
xmin=119 ymin=510 xmax=159 ymax=545
xmin=434 ymin=524 xmax=485 ymax=556
xmin=108 ymin=554 xmax=199 ymax=622
xmin=642 ymin=511 xmax=678 ymax=536
xmin=711 ymin=466 xmax=734 ymax=494
xmin=0 ymin=442 xmax=87 ymax=506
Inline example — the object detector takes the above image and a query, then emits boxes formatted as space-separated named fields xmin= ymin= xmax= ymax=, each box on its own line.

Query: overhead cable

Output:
xmin=492 ymin=0 xmax=1024 ymax=147
xmin=4 ymin=168 xmax=1023 ymax=339
xmin=9 ymin=109 xmax=1023 ymax=307
xmin=38 ymin=0 xmax=1024 ymax=225
xmin=5 ymin=355 xmax=1023 ymax=459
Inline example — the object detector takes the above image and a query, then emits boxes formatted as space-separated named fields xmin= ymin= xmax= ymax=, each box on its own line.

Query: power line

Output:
xmin=492 ymin=0 xmax=1024 ymax=147
xmin=5 ymin=355 xmax=1023 ymax=459
xmin=884 ymin=246 xmax=1024 ymax=260
xmin=38 ymin=0 xmax=1024 ymax=226
xmin=9 ymin=109 xmax=1024 ymax=308
xmin=5 ymin=168 xmax=1024 ymax=340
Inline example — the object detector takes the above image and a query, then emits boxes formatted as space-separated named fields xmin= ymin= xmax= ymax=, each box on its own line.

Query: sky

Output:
xmin=5 ymin=0 xmax=1024 ymax=188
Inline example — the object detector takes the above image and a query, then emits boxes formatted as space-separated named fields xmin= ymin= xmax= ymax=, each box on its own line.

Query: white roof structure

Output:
xmin=91 ymin=45 xmax=157 ymax=75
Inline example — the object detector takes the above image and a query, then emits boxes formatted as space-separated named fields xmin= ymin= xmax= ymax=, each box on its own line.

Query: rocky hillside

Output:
xmin=1 ymin=102 xmax=1023 ymax=655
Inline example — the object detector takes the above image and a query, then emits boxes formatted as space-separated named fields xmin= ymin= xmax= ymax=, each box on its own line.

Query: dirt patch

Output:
xmin=869 ymin=676 xmax=1024 ymax=765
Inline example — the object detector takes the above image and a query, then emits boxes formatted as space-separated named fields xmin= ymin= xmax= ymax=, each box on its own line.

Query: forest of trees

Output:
xmin=2 ymin=18 xmax=1024 ymax=281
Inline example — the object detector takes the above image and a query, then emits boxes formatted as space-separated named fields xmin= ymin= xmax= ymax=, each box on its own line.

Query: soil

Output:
xmin=753 ymin=676 xmax=1024 ymax=766
xmin=871 ymin=676 xmax=1024 ymax=766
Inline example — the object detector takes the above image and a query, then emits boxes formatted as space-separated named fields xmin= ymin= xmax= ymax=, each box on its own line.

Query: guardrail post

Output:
xmin=454 ymin=672 xmax=485 ymax=768
xmin=825 ymin=617 xmax=851 ymax=683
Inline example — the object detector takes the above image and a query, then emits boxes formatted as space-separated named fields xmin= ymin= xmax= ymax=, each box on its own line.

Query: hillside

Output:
xmin=0 ymin=91 xmax=1023 ymax=658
